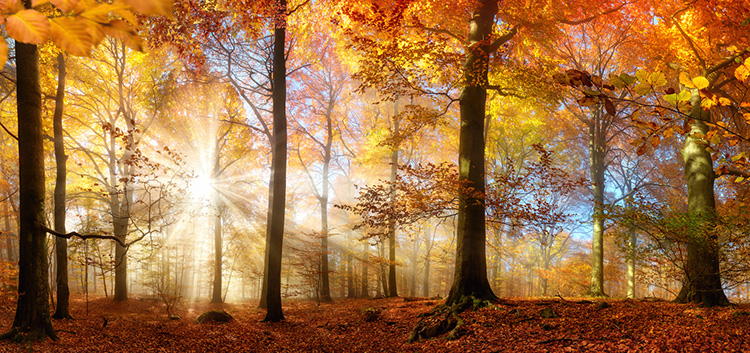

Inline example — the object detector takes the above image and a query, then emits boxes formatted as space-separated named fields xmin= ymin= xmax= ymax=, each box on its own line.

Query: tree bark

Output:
xmin=52 ymin=53 xmax=72 ymax=320
xmin=1 ymin=41 xmax=57 ymax=342
xmin=589 ymin=116 xmax=607 ymax=297
xmin=387 ymin=109 xmax=399 ymax=298
xmin=211 ymin=201 xmax=223 ymax=303
xmin=423 ymin=228 xmax=431 ymax=297
xmin=674 ymin=88 xmax=729 ymax=306
xmin=318 ymin=109 xmax=333 ymax=302
xmin=346 ymin=249 xmax=355 ymax=298
xmin=211 ymin=141 xmax=223 ymax=304
xmin=446 ymin=0 xmax=501 ymax=305
xmin=360 ymin=241 xmax=369 ymax=298
xmin=113 ymin=43 xmax=133 ymax=303
xmin=263 ymin=0 xmax=287 ymax=322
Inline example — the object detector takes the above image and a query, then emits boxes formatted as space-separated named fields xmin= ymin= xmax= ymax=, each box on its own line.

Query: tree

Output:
xmin=292 ymin=38 xmax=350 ymax=302
xmin=52 ymin=52 xmax=73 ymax=319
xmin=0 ymin=0 xmax=171 ymax=341
xmin=263 ymin=0 xmax=288 ymax=322
xmin=342 ymin=0 xmax=627 ymax=309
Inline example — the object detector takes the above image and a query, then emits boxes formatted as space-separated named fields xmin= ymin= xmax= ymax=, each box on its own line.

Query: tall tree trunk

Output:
xmin=422 ymin=228 xmax=431 ymax=297
xmin=0 ymin=41 xmax=57 ymax=342
xmin=211 ymin=202 xmax=223 ymax=303
xmin=674 ymin=88 xmax=729 ymax=306
xmin=211 ymin=143 xmax=223 ymax=304
xmin=589 ymin=119 xmax=606 ymax=297
xmin=4 ymin=197 xmax=15 ymax=263
xmin=387 ymin=109 xmax=399 ymax=298
xmin=258 ymin=172 xmax=272 ymax=309
xmin=52 ymin=53 xmax=72 ymax=320
xmin=263 ymin=0 xmax=287 ymax=322
xmin=360 ymin=242 xmax=369 ymax=297
xmin=113 ymin=43 xmax=132 ymax=303
xmin=446 ymin=0 xmax=505 ymax=305
xmin=626 ymin=226 xmax=636 ymax=298
xmin=318 ymin=116 xmax=332 ymax=302
xmin=346 ymin=249 xmax=355 ymax=298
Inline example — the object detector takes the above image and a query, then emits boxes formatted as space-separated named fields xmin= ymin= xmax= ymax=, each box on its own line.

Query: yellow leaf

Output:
xmin=123 ymin=0 xmax=172 ymax=18
xmin=692 ymin=76 xmax=709 ymax=89
xmin=6 ymin=9 xmax=50 ymax=44
xmin=736 ymin=176 xmax=745 ymax=183
xmin=0 ymin=40 xmax=8 ymax=70
xmin=718 ymin=97 xmax=731 ymax=106
xmin=663 ymin=127 xmax=674 ymax=139
xmin=81 ymin=3 xmax=128 ymax=22
xmin=87 ymin=21 xmax=106 ymax=46
xmin=710 ymin=133 xmax=721 ymax=146
xmin=0 ymin=0 xmax=23 ymax=13
xmin=50 ymin=17 xmax=93 ymax=56
xmin=101 ymin=19 xmax=142 ymax=51
xmin=736 ymin=61 xmax=750 ymax=82
xmin=650 ymin=71 xmax=667 ymax=87
xmin=679 ymin=72 xmax=694 ymax=88
xmin=634 ymin=83 xmax=652 ymax=96
xmin=50 ymin=0 xmax=79 ymax=12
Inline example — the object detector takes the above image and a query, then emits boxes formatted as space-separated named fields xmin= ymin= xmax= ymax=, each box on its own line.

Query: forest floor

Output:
xmin=1 ymin=294 xmax=750 ymax=352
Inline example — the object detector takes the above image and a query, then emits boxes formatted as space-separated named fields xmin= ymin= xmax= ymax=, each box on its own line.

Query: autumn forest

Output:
xmin=0 ymin=0 xmax=750 ymax=351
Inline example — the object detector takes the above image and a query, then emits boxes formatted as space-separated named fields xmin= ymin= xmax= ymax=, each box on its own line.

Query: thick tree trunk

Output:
xmin=113 ymin=219 xmax=128 ymax=301
xmin=263 ymin=0 xmax=287 ymax=322
xmin=52 ymin=53 xmax=72 ymax=320
xmin=589 ymin=119 xmax=607 ymax=297
xmin=674 ymin=89 xmax=729 ymax=306
xmin=1 ymin=41 xmax=57 ymax=342
xmin=259 ymin=174 xmax=272 ymax=309
xmin=446 ymin=0 xmax=500 ymax=305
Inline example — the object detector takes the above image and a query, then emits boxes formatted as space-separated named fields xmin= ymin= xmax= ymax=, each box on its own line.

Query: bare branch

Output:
xmin=43 ymin=226 xmax=126 ymax=247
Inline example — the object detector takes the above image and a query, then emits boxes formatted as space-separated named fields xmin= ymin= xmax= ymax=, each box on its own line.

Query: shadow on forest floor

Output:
xmin=1 ymin=294 xmax=750 ymax=352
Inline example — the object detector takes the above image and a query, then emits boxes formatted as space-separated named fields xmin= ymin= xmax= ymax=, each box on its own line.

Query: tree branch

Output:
xmin=43 ymin=226 xmax=126 ymax=247
xmin=558 ymin=2 xmax=629 ymax=25
xmin=403 ymin=25 xmax=466 ymax=45
xmin=487 ymin=27 xmax=518 ymax=54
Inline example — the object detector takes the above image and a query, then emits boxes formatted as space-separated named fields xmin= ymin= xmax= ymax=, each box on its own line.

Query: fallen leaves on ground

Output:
xmin=1 ymin=295 xmax=750 ymax=352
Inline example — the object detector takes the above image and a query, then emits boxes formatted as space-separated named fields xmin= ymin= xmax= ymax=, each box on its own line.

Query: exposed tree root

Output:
xmin=52 ymin=312 xmax=74 ymax=320
xmin=0 ymin=323 xmax=58 ymax=343
xmin=407 ymin=295 xmax=492 ymax=342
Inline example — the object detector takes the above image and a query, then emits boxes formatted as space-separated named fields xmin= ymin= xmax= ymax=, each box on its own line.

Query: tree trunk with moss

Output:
xmin=674 ymin=88 xmax=729 ymax=307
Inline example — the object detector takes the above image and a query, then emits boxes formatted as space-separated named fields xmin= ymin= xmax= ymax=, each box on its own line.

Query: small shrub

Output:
xmin=362 ymin=307 xmax=382 ymax=322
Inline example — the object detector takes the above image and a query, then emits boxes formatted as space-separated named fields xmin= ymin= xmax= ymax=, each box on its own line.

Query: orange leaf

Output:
xmin=6 ymin=9 xmax=50 ymax=44
xmin=50 ymin=17 xmax=93 ymax=56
